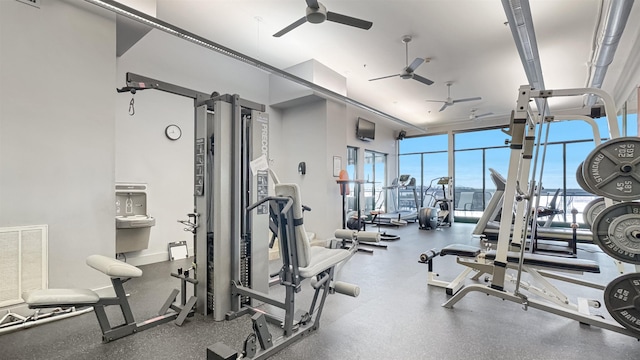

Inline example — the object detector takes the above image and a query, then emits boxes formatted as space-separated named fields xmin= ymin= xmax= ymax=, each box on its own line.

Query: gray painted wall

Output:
xmin=0 ymin=0 xmax=116 ymax=289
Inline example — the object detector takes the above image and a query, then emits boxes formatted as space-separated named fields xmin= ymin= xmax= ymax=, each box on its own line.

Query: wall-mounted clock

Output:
xmin=165 ymin=124 xmax=182 ymax=140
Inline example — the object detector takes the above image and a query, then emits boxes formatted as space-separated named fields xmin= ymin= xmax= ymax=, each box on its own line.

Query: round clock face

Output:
xmin=165 ymin=124 xmax=182 ymax=140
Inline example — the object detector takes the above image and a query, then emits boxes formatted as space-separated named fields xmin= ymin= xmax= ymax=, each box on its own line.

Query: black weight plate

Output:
xmin=582 ymin=137 xmax=640 ymax=201
xmin=591 ymin=202 xmax=640 ymax=264
xmin=576 ymin=162 xmax=596 ymax=194
xmin=604 ymin=272 xmax=640 ymax=335
xmin=583 ymin=197 xmax=605 ymax=228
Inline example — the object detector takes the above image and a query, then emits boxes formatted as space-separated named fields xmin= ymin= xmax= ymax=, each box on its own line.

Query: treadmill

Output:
xmin=371 ymin=175 xmax=419 ymax=225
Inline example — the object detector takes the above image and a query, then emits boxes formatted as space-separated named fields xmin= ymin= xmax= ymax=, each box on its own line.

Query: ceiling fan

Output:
xmin=273 ymin=0 xmax=373 ymax=37
xmin=469 ymin=109 xmax=494 ymax=120
xmin=425 ymin=82 xmax=482 ymax=112
xmin=368 ymin=35 xmax=434 ymax=86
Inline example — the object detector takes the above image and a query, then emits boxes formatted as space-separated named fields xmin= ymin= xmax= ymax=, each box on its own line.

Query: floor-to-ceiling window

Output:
xmin=397 ymin=112 xmax=639 ymax=225
xmin=363 ymin=150 xmax=386 ymax=213
xmin=453 ymin=128 xmax=510 ymax=219
xmin=398 ymin=134 xmax=448 ymax=210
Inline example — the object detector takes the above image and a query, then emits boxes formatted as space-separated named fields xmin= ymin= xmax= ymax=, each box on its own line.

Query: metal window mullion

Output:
xmin=562 ymin=143 xmax=567 ymax=223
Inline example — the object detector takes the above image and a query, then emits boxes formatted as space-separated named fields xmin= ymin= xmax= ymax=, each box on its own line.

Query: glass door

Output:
xmin=364 ymin=150 xmax=387 ymax=213
xmin=346 ymin=147 xmax=358 ymax=216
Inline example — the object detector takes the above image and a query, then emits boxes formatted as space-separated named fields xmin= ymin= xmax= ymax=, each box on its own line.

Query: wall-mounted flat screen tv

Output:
xmin=356 ymin=117 xmax=375 ymax=141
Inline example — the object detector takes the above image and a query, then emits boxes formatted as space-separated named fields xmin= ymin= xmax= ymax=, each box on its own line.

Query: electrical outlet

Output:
xmin=16 ymin=0 xmax=41 ymax=8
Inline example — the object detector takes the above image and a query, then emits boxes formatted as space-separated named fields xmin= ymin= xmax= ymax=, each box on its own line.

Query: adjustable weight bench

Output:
xmin=23 ymin=255 xmax=196 ymax=343
xmin=420 ymin=244 xmax=485 ymax=295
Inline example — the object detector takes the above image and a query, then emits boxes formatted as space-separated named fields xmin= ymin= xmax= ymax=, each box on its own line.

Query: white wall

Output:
xmin=0 ymin=0 xmax=403 ymax=288
xmin=114 ymin=89 xmax=194 ymax=264
xmin=115 ymin=29 xmax=275 ymax=264
xmin=0 ymin=0 xmax=116 ymax=289
xmin=276 ymin=98 xmax=355 ymax=239
xmin=347 ymin=106 xmax=399 ymax=184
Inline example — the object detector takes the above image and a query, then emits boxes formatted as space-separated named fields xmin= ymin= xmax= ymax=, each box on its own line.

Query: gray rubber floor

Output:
xmin=1 ymin=222 xmax=638 ymax=359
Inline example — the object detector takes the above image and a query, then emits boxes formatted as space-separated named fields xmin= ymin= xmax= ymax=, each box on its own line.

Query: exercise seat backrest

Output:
xmin=274 ymin=183 xmax=311 ymax=268
xmin=86 ymin=254 xmax=143 ymax=278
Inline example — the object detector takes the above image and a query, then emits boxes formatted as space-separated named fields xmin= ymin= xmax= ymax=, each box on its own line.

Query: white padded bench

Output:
xmin=23 ymin=255 xmax=142 ymax=308
xmin=20 ymin=255 xmax=191 ymax=343
xmin=23 ymin=288 xmax=100 ymax=307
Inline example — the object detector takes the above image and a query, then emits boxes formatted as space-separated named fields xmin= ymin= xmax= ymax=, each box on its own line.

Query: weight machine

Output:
xmin=119 ymin=73 xmax=361 ymax=358
xmin=116 ymin=72 xmax=271 ymax=320
xmin=438 ymin=86 xmax=640 ymax=339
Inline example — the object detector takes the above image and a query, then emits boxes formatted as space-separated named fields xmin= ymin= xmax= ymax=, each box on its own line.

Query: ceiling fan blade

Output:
xmin=369 ymin=74 xmax=400 ymax=81
xmin=412 ymin=74 xmax=434 ymax=86
xmin=406 ymin=57 xmax=424 ymax=73
xmin=326 ymin=12 xmax=373 ymax=29
xmin=306 ymin=0 xmax=320 ymax=9
xmin=439 ymin=103 xmax=449 ymax=112
xmin=425 ymin=99 xmax=445 ymax=103
xmin=273 ymin=17 xmax=307 ymax=37
xmin=452 ymin=96 xmax=482 ymax=104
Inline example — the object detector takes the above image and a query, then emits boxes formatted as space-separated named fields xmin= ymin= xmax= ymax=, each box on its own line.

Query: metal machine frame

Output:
xmin=118 ymin=73 xmax=270 ymax=320
xmin=193 ymin=93 xmax=270 ymax=319
xmin=441 ymin=86 xmax=640 ymax=339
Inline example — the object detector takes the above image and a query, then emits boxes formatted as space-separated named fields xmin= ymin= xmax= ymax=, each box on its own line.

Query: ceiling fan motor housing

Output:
xmin=306 ymin=3 xmax=327 ymax=23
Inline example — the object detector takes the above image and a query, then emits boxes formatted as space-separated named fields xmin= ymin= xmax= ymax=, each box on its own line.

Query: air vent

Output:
xmin=0 ymin=225 xmax=48 ymax=307
xmin=16 ymin=0 xmax=41 ymax=8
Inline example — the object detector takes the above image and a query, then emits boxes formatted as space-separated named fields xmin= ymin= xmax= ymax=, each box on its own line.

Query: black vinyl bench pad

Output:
xmin=440 ymin=244 xmax=482 ymax=258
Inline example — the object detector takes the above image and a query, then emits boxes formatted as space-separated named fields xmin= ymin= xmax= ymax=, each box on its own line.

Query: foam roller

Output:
xmin=333 ymin=281 xmax=360 ymax=297
xmin=356 ymin=231 xmax=380 ymax=243
xmin=419 ymin=249 xmax=440 ymax=262
xmin=334 ymin=229 xmax=356 ymax=240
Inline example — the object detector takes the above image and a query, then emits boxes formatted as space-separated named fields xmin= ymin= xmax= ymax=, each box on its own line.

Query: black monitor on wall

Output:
xmin=356 ymin=117 xmax=375 ymax=141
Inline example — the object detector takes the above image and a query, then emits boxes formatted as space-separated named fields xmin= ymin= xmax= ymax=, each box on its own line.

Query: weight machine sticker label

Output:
xmin=257 ymin=170 xmax=268 ymax=215
xmin=195 ymin=138 xmax=205 ymax=196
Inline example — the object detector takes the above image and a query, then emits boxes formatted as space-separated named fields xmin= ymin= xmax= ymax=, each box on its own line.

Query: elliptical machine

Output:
xmin=419 ymin=177 xmax=452 ymax=230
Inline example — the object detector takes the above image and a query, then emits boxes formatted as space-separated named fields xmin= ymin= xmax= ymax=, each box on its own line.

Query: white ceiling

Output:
xmin=140 ymin=0 xmax=640 ymax=131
